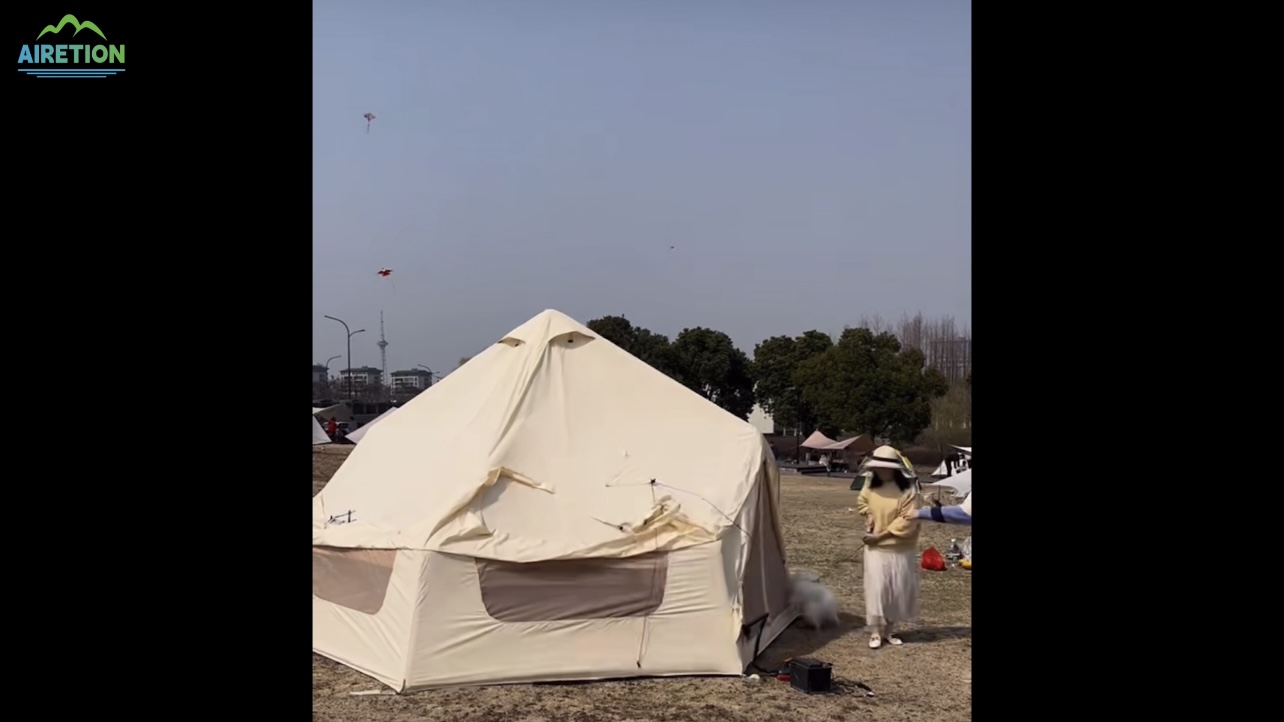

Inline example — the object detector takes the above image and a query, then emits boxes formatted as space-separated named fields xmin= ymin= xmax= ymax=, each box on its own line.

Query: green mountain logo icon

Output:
xmin=36 ymin=14 xmax=106 ymax=41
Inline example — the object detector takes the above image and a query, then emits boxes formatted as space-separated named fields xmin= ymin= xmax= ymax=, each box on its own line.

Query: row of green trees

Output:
xmin=324 ymin=317 xmax=968 ymax=444
xmin=587 ymin=315 xmax=964 ymax=445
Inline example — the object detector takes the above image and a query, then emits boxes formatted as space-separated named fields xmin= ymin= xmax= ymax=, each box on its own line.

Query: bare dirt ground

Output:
xmin=312 ymin=446 xmax=971 ymax=722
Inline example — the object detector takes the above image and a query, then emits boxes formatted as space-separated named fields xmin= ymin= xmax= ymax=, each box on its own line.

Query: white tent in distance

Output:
xmin=312 ymin=416 xmax=331 ymax=445
xmin=345 ymin=405 xmax=397 ymax=445
xmin=926 ymin=468 xmax=971 ymax=497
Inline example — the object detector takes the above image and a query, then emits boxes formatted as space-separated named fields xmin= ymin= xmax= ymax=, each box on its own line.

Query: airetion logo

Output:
xmin=16 ymin=14 xmax=125 ymax=79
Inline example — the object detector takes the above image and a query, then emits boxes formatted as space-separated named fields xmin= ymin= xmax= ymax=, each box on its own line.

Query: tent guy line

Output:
xmin=635 ymin=479 xmax=662 ymax=668
xmin=606 ymin=478 xmax=747 ymax=536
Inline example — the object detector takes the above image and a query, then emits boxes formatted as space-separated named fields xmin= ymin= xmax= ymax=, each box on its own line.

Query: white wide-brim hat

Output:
xmin=860 ymin=445 xmax=917 ymax=478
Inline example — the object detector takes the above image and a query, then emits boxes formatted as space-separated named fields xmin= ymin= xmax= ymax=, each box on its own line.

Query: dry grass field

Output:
xmin=312 ymin=446 xmax=971 ymax=722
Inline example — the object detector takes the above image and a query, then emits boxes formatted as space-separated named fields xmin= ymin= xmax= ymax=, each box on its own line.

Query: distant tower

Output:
xmin=377 ymin=311 xmax=389 ymax=385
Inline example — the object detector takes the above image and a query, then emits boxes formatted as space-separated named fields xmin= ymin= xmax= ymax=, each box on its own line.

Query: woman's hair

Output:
xmin=868 ymin=468 xmax=913 ymax=492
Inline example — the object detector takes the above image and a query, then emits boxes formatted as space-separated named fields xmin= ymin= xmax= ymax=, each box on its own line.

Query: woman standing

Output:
xmin=855 ymin=445 xmax=922 ymax=649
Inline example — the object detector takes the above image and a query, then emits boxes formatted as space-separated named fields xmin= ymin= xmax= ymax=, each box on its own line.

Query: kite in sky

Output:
xmin=377 ymin=267 xmax=396 ymax=294
xmin=363 ymin=112 xmax=376 ymax=134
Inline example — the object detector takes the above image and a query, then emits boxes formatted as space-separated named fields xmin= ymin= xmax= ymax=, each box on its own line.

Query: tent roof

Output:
xmin=313 ymin=403 xmax=352 ymax=422
xmin=801 ymin=430 xmax=836 ymax=449
xmin=802 ymin=431 xmax=873 ymax=452
xmin=312 ymin=416 xmax=331 ymax=445
xmin=925 ymin=468 xmax=971 ymax=496
xmin=345 ymin=406 xmax=397 ymax=445
xmin=818 ymin=433 xmax=874 ymax=453
xmin=313 ymin=309 xmax=769 ymax=563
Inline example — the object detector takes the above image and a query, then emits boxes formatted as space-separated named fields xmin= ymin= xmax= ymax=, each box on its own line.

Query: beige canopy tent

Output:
xmin=800 ymin=430 xmax=836 ymax=449
xmin=818 ymin=433 xmax=874 ymax=454
xmin=312 ymin=416 xmax=331 ymax=445
xmin=800 ymin=430 xmax=873 ymax=453
xmin=313 ymin=310 xmax=796 ymax=691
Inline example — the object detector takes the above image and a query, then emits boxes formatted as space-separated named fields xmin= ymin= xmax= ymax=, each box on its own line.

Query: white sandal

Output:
xmin=886 ymin=635 xmax=903 ymax=646
xmin=869 ymin=635 xmax=882 ymax=649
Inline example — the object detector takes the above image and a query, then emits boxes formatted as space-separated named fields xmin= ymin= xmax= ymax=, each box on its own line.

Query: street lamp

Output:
xmin=417 ymin=364 xmax=437 ymax=389
xmin=322 ymin=355 xmax=341 ymax=400
xmin=324 ymin=315 xmax=366 ymax=400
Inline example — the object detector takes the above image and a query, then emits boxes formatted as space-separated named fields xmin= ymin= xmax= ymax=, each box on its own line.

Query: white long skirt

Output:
xmin=863 ymin=547 xmax=920 ymax=630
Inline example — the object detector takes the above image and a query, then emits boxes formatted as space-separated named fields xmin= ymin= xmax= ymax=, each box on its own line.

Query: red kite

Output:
xmin=377 ymin=267 xmax=396 ymax=294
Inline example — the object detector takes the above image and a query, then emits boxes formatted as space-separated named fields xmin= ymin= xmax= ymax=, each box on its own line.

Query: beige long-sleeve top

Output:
xmin=856 ymin=479 xmax=921 ymax=552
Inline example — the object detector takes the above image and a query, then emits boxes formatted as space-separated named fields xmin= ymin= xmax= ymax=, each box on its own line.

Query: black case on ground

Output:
xmin=787 ymin=658 xmax=833 ymax=693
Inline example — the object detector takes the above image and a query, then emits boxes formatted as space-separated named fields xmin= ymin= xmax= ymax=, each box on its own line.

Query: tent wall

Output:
xmin=475 ymin=553 xmax=669 ymax=622
xmin=314 ymin=471 xmax=798 ymax=691
xmin=402 ymin=544 xmax=743 ymax=690
xmin=313 ymin=547 xmax=397 ymax=614
xmin=739 ymin=475 xmax=791 ymax=625
xmin=735 ymin=463 xmax=796 ymax=666
xmin=313 ymin=548 xmax=424 ymax=691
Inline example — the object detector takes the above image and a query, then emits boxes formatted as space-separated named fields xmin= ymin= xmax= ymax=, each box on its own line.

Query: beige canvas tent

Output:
xmin=313 ymin=310 xmax=796 ymax=691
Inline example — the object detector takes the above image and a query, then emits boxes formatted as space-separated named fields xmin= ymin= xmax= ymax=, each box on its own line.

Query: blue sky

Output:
xmin=313 ymin=0 xmax=970 ymax=374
